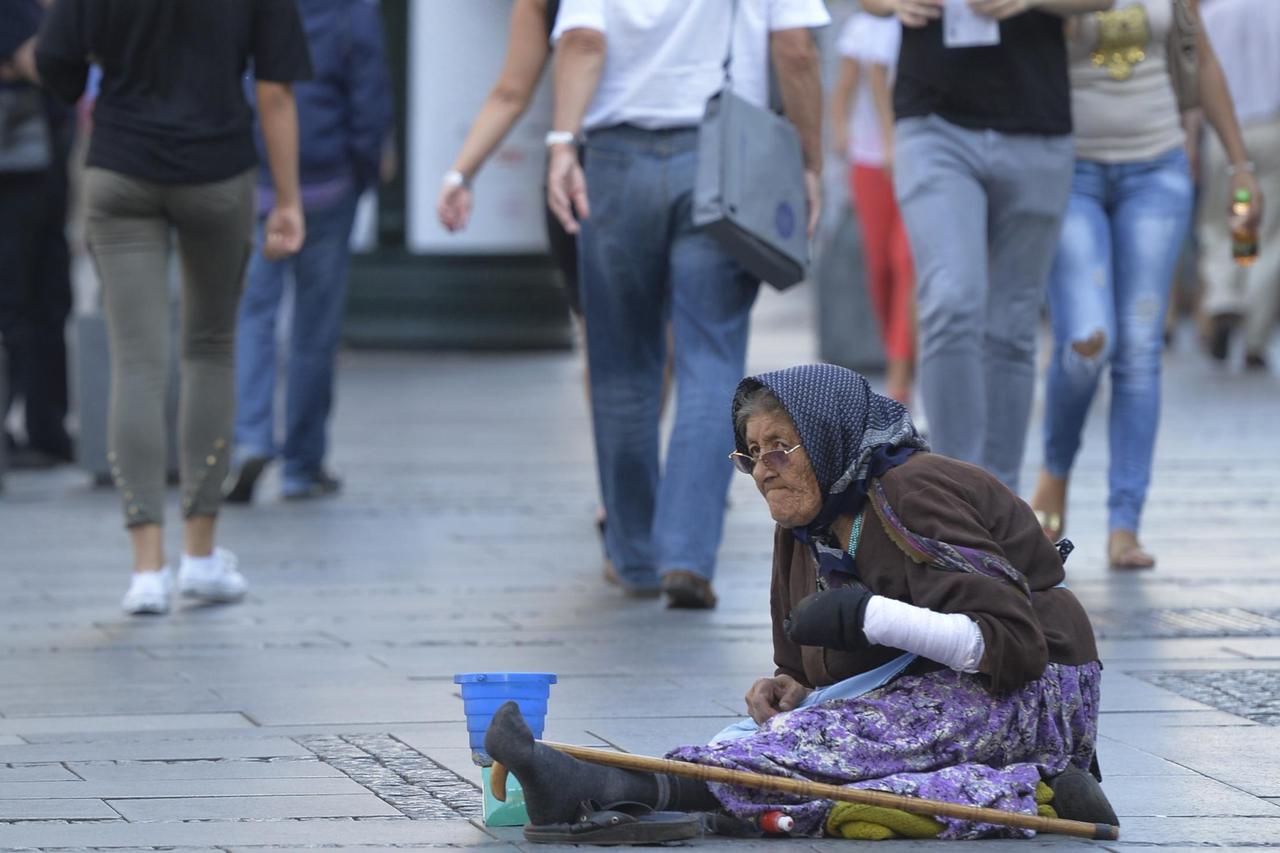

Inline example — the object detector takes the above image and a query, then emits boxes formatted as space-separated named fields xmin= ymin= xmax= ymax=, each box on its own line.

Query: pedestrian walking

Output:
xmin=0 ymin=0 xmax=74 ymax=470
xmin=1030 ymin=0 xmax=1262 ymax=569
xmin=436 ymin=0 xmax=580 ymax=315
xmin=547 ymin=0 xmax=829 ymax=609
xmin=1196 ymin=0 xmax=1280 ymax=369
xmin=35 ymin=0 xmax=312 ymax=614
xmin=829 ymin=9 xmax=914 ymax=405
xmin=862 ymin=0 xmax=1113 ymax=492
xmin=225 ymin=0 xmax=393 ymax=504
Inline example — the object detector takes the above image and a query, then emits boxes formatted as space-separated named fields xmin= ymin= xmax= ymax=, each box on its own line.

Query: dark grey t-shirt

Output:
xmin=36 ymin=0 xmax=313 ymax=184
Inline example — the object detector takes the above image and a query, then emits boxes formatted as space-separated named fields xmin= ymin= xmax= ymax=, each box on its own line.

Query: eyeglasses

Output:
xmin=728 ymin=443 xmax=802 ymax=475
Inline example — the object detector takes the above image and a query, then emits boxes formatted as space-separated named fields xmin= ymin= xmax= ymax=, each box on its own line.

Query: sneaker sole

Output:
xmin=179 ymin=586 xmax=246 ymax=603
xmin=123 ymin=601 xmax=170 ymax=616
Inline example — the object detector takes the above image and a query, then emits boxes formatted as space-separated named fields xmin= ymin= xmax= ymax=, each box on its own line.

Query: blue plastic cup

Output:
xmin=455 ymin=672 xmax=557 ymax=764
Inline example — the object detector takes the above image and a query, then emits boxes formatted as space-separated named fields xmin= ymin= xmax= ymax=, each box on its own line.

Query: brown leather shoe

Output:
xmin=661 ymin=570 xmax=717 ymax=610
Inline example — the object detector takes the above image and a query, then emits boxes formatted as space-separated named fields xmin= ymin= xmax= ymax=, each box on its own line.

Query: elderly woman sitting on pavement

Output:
xmin=486 ymin=364 xmax=1116 ymax=841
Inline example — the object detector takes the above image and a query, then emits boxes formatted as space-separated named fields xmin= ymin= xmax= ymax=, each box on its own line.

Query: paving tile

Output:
xmin=0 ymin=798 xmax=118 ymax=820
xmin=0 ymin=712 xmax=252 ymax=736
xmin=1104 ymin=775 xmax=1280 ymax=817
xmin=1109 ymin=816 xmax=1280 ymax=845
xmin=66 ymin=757 xmax=344 ymax=782
xmin=0 ymin=736 xmax=23 ymax=746
xmin=1095 ymin=737 xmax=1197 ymax=778
xmin=0 ymin=764 xmax=80 ymax=782
xmin=0 ymin=817 xmax=494 ymax=847
xmin=107 ymin=793 xmax=404 ymax=821
xmin=1097 ymin=726 xmax=1280 ymax=797
xmin=0 ymin=737 xmax=311 ymax=763
xmin=0 ymin=776 xmax=366 ymax=799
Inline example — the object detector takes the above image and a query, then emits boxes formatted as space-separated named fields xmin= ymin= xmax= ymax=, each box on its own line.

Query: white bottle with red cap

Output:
xmin=759 ymin=810 xmax=795 ymax=835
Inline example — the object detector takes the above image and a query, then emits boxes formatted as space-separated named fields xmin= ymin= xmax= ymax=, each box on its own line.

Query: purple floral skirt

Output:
xmin=666 ymin=662 xmax=1101 ymax=839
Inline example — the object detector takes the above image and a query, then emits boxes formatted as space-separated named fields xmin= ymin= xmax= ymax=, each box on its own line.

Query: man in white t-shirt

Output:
xmin=546 ymin=0 xmax=829 ymax=609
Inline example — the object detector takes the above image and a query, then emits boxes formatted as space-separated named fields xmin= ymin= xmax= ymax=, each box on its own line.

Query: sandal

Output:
xmin=1033 ymin=509 xmax=1063 ymax=542
xmin=1030 ymin=470 xmax=1068 ymax=541
xmin=523 ymin=800 xmax=703 ymax=845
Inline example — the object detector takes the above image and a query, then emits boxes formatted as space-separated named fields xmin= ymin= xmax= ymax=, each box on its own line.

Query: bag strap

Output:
xmin=719 ymin=0 xmax=739 ymax=91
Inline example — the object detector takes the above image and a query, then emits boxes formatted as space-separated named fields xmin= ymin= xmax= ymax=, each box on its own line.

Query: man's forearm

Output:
xmin=256 ymin=82 xmax=301 ymax=207
xmin=772 ymin=29 xmax=823 ymax=173
xmin=552 ymin=28 xmax=605 ymax=135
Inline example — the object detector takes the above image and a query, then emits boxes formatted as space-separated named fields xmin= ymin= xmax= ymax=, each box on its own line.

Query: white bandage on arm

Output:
xmin=862 ymin=596 xmax=986 ymax=673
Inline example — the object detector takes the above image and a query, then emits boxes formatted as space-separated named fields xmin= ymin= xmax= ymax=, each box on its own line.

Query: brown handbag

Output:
xmin=1166 ymin=0 xmax=1200 ymax=112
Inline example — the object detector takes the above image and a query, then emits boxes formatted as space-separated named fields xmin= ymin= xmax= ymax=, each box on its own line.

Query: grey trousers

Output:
xmin=893 ymin=115 xmax=1074 ymax=492
xmin=85 ymin=167 xmax=255 ymax=528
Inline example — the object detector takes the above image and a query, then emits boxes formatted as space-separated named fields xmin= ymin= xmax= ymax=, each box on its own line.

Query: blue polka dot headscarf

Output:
xmin=732 ymin=364 xmax=928 ymax=533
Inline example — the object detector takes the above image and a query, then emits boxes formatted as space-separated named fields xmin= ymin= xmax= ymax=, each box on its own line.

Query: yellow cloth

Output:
xmin=1036 ymin=780 xmax=1058 ymax=819
xmin=825 ymin=802 xmax=944 ymax=840
xmin=824 ymin=781 xmax=1058 ymax=839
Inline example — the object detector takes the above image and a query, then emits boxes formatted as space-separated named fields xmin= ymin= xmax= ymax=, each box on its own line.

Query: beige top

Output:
xmin=1068 ymin=0 xmax=1185 ymax=163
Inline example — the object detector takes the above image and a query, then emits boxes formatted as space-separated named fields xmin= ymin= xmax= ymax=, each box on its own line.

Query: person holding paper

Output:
xmin=861 ymin=0 xmax=1113 ymax=494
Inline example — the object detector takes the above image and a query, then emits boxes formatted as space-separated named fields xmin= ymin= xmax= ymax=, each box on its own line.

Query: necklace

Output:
xmin=846 ymin=510 xmax=865 ymax=563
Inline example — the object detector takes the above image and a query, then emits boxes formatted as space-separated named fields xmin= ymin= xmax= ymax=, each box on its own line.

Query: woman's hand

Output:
xmin=263 ymin=204 xmax=305 ymax=261
xmin=890 ymin=0 xmax=944 ymax=27
xmin=745 ymin=674 xmax=811 ymax=724
xmin=1229 ymin=168 xmax=1264 ymax=233
xmin=784 ymin=582 xmax=875 ymax=652
xmin=436 ymin=183 xmax=474 ymax=233
xmin=969 ymin=0 xmax=1033 ymax=21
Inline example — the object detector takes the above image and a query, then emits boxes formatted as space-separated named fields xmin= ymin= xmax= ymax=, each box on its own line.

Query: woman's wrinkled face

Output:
xmin=743 ymin=410 xmax=823 ymax=529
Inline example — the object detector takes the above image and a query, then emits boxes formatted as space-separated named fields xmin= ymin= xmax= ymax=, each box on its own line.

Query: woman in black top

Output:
xmin=36 ymin=0 xmax=313 ymax=615
xmin=861 ymin=0 xmax=1112 ymax=496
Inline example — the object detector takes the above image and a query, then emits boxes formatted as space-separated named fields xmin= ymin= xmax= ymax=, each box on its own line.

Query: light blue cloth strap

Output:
xmin=708 ymin=652 xmax=918 ymax=744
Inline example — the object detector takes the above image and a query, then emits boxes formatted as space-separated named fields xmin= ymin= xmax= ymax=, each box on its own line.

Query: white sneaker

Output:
xmin=122 ymin=569 xmax=173 ymax=615
xmin=178 ymin=548 xmax=248 ymax=603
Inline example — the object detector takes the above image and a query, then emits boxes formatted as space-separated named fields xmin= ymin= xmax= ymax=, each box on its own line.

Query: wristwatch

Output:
xmin=442 ymin=169 xmax=468 ymax=188
xmin=545 ymin=130 xmax=577 ymax=148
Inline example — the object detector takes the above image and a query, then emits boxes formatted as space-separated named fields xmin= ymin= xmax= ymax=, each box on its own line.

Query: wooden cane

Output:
xmin=489 ymin=741 xmax=1119 ymax=841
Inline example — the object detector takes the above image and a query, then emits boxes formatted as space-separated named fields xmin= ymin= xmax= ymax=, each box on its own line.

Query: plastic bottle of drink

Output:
xmin=759 ymin=810 xmax=795 ymax=835
xmin=1232 ymin=188 xmax=1259 ymax=267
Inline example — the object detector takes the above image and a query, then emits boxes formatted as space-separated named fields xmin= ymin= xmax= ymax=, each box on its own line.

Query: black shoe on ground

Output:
xmin=8 ymin=445 xmax=73 ymax=470
xmin=1245 ymin=351 xmax=1269 ymax=371
xmin=223 ymin=456 xmax=269 ymax=504
xmin=1049 ymin=765 xmax=1119 ymax=827
xmin=661 ymin=570 xmax=717 ymax=610
xmin=283 ymin=469 xmax=342 ymax=501
xmin=1207 ymin=313 xmax=1239 ymax=361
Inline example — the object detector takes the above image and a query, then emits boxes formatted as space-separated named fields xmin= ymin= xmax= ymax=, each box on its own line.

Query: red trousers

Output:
xmin=849 ymin=163 xmax=915 ymax=362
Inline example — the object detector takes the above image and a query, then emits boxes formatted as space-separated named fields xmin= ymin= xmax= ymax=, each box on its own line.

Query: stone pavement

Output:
xmin=1 ymin=287 xmax=1279 ymax=852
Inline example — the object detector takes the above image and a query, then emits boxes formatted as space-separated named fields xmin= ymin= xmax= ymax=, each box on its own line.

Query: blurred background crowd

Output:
xmin=1 ymin=0 xmax=1276 ymax=613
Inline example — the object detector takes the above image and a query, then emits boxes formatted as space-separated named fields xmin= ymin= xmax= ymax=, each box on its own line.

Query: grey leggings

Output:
xmin=85 ymin=167 xmax=254 ymax=528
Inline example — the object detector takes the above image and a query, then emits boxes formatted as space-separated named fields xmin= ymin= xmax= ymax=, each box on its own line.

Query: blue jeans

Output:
xmin=233 ymin=194 xmax=358 ymax=493
xmin=580 ymin=125 xmax=759 ymax=589
xmin=1043 ymin=148 xmax=1193 ymax=533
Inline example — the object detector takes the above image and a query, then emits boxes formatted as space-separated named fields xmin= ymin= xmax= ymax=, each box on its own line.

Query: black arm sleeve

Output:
xmin=34 ymin=0 xmax=89 ymax=104
xmin=253 ymin=0 xmax=313 ymax=82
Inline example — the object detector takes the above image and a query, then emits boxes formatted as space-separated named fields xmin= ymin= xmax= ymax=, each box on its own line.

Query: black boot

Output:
xmin=483 ymin=701 xmax=718 ymax=825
